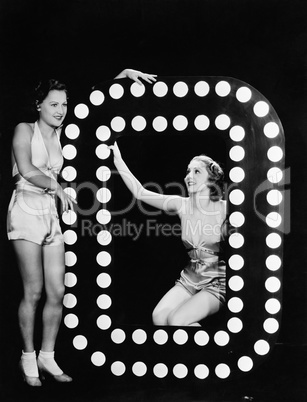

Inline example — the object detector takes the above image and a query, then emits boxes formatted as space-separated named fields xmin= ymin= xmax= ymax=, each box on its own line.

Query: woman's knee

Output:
xmin=46 ymin=284 xmax=65 ymax=305
xmin=23 ymin=284 xmax=43 ymax=305
xmin=152 ymin=308 xmax=168 ymax=326
xmin=167 ymin=310 xmax=187 ymax=326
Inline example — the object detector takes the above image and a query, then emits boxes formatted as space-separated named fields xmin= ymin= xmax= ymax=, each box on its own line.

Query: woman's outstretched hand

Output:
xmin=108 ymin=142 xmax=122 ymax=160
xmin=115 ymin=69 xmax=157 ymax=85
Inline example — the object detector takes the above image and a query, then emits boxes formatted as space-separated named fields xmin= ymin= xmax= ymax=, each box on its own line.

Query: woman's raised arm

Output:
xmin=109 ymin=142 xmax=182 ymax=213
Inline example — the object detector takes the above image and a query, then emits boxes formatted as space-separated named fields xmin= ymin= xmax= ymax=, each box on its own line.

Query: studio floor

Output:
xmin=0 ymin=344 xmax=306 ymax=402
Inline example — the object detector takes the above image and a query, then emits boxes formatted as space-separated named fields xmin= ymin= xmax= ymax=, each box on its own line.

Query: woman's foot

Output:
xmin=37 ymin=351 xmax=72 ymax=383
xmin=20 ymin=351 xmax=42 ymax=387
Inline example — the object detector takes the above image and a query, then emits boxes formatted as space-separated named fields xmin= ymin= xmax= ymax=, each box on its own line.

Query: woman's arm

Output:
xmin=12 ymin=123 xmax=77 ymax=212
xmin=114 ymin=68 xmax=157 ymax=85
xmin=109 ymin=142 xmax=182 ymax=213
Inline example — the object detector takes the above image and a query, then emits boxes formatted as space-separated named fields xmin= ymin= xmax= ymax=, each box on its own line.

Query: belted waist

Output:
xmin=190 ymin=259 xmax=218 ymax=271
xmin=186 ymin=245 xmax=220 ymax=256
xmin=197 ymin=247 xmax=219 ymax=256
xmin=15 ymin=182 xmax=55 ymax=196
xmin=13 ymin=173 xmax=56 ymax=195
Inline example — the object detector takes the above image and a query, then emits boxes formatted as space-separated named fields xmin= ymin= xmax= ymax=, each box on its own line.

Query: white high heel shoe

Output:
xmin=37 ymin=356 xmax=72 ymax=383
xmin=19 ymin=357 xmax=42 ymax=387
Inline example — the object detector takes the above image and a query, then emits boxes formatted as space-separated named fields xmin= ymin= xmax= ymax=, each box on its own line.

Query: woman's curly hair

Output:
xmin=34 ymin=79 xmax=68 ymax=109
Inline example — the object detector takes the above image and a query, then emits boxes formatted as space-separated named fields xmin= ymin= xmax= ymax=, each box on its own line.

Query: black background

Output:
xmin=0 ymin=0 xmax=306 ymax=401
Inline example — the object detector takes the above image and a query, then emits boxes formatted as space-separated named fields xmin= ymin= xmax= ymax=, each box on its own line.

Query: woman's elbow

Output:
xmin=18 ymin=165 xmax=38 ymax=180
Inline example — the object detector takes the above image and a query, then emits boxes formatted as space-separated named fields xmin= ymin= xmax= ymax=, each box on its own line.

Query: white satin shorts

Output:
xmin=7 ymin=185 xmax=64 ymax=247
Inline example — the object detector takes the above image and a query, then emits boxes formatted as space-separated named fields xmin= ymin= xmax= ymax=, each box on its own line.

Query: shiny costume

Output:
xmin=176 ymin=199 xmax=226 ymax=304
xmin=7 ymin=122 xmax=64 ymax=246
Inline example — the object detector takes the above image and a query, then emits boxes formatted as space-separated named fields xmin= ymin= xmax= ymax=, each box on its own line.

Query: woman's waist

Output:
xmin=13 ymin=173 xmax=57 ymax=194
xmin=187 ymin=248 xmax=220 ymax=262
xmin=182 ymin=238 xmax=221 ymax=257
xmin=14 ymin=181 xmax=55 ymax=196
xmin=13 ymin=169 xmax=58 ymax=182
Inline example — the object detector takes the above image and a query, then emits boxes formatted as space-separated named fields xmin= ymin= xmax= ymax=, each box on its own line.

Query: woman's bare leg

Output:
xmin=12 ymin=240 xmax=43 ymax=352
xmin=12 ymin=240 xmax=43 ymax=385
xmin=152 ymin=285 xmax=191 ymax=325
xmin=167 ymin=290 xmax=221 ymax=326
xmin=41 ymin=243 xmax=65 ymax=352
xmin=37 ymin=243 xmax=72 ymax=382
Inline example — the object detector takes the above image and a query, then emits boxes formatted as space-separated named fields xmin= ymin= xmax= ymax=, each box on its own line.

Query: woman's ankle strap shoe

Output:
xmin=37 ymin=358 xmax=72 ymax=383
xmin=19 ymin=361 xmax=42 ymax=387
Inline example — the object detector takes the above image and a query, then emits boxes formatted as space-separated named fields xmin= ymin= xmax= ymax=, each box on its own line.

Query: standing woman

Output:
xmin=7 ymin=70 xmax=157 ymax=387
xmin=109 ymin=142 xmax=227 ymax=327
xmin=7 ymin=79 xmax=76 ymax=386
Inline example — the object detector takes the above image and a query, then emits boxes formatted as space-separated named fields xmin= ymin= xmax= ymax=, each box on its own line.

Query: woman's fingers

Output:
xmin=60 ymin=192 xmax=77 ymax=213
xmin=67 ymin=199 xmax=74 ymax=212
xmin=68 ymin=194 xmax=78 ymax=204
xmin=129 ymin=70 xmax=157 ymax=85
xmin=142 ymin=73 xmax=157 ymax=83
xmin=108 ymin=142 xmax=121 ymax=158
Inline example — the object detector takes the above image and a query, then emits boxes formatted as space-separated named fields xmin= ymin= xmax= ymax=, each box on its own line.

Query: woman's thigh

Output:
xmin=12 ymin=240 xmax=43 ymax=289
xmin=42 ymin=244 xmax=66 ymax=298
xmin=153 ymin=285 xmax=191 ymax=317
xmin=169 ymin=290 xmax=221 ymax=326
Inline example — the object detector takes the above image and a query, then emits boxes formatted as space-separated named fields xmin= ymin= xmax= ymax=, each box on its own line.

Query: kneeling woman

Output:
xmin=109 ymin=142 xmax=227 ymax=327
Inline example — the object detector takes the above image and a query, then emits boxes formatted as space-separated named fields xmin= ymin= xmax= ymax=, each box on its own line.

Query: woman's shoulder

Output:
xmin=13 ymin=122 xmax=35 ymax=145
xmin=15 ymin=122 xmax=35 ymax=131
xmin=14 ymin=122 xmax=35 ymax=137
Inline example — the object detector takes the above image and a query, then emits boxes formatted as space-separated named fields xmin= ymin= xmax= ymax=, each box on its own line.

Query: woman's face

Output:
xmin=39 ymin=90 xmax=68 ymax=128
xmin=184 ymin=159 xmax=209 ymax=194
